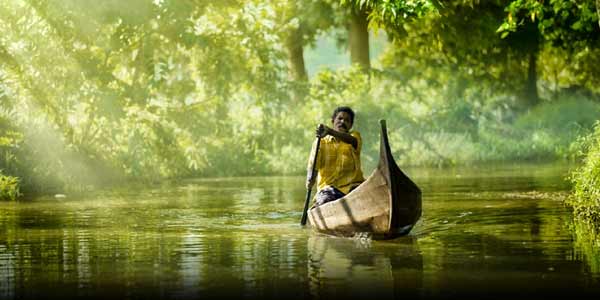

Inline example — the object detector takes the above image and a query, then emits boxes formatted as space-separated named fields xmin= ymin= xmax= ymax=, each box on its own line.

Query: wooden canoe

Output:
xmin=307 ymin=120 xmax=422 ymax=239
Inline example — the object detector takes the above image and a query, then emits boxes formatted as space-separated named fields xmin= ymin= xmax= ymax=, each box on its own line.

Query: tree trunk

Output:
xmin=596 ymin=0 xmax=600 ymax=28
xmin=285 ymin=25 xmax=308 ymax=102
xmin=348 ymin=8 xmax=370 ymax=71
xmin=520 ymin=20 xmax=540 ymax=110
xmin=285 ymin=26 xmax=308 ymax=82
xmin=524 ymin=50 xmax=539 ymax=107
xmin=282 ymin=1 xmax=308 ymax=102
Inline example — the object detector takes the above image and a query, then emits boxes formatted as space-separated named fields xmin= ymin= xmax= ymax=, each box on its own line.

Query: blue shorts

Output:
xmin=315 ymin=186 xmax=346 ymax=207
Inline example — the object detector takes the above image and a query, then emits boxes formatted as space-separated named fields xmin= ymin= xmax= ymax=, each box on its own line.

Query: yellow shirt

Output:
xmin=307 ymin=131 xmax=365 ymax=194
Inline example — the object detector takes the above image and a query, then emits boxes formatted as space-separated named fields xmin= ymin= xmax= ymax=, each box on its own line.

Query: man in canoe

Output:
xmin=306 ymin=106 xmax=365 ymax=206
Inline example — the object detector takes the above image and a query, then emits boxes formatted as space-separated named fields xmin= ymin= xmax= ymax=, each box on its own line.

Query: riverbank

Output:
xmin=568 ymin=121 xmax=600 ymax=227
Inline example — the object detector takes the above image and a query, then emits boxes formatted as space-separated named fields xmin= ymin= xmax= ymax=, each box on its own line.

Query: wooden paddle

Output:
xmin=301 ymin=136 xmax=321 ymax=226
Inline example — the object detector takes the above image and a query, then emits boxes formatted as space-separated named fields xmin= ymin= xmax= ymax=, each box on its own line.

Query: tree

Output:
xmin=341 ymin=0 xmax=434 ymax=71
xmin=498 ymin=0 xmax=600 ymax=101
xmin=276 ymin=0 xmax=336 ymax=100
xmin=348 ymin=6 xmax=370 ymax=70
xmin=0 ymin=0 xmax=298 ymax=185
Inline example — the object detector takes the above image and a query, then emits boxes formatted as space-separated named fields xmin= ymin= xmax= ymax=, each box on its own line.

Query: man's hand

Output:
xmin=306 ymin=169 xmax=317 ymax=190
xmin=318 ymin=123 xmax=358 ymax=149
xmin=315 ymin=124 xmax=330 ymax=138
xmin=306 ymin=178 xmax=315 ymax=190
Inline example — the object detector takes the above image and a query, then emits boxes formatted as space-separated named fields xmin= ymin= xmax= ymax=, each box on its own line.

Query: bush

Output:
xmin=0 ymin=171 xmax=20 ymax=201
xmin=568 ymin=121 xmax=600 ymax=225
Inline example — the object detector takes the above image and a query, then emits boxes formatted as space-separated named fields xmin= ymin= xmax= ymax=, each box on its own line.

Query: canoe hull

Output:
xmin=307 ymin=120 xmax=422 ymax=239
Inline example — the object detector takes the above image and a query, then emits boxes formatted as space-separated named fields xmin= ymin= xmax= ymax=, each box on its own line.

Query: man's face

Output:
xmin=332 ymin=111 xmax=353 ymax=133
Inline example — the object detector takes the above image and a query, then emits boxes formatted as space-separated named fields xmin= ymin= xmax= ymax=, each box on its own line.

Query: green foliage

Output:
xmin=538 ymin=46 xmax=600 ymax=96
xmin=0 ymin=0 xmax=599 ymax=197
xmin=379 ymin=1 xmax=541 ymax=110
xmin=0 ymin=170 xmax=20 ymax=201
xmin=0 ymin=0 xmax=294 ymax=191
xmin=498 ymin=0 xmax=600 ymax=97
xmin=569 ymin=121 xmax=600 ymax=224
xmin=0 ymin=112 xmax=26 ymax=196
xmin=277 ymin=0 xmax=338 ymax=46
xmin=514 ymin=97 xmax=600 ymax=156
xmin=341 ymin=0 xmax=434 ymax=33
xmin=498 ymin=0 xmax=600 ymax=48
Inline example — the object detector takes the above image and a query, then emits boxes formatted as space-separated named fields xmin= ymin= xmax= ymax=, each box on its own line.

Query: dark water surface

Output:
xmin=1 ymin=163 xmax=600 ymax=299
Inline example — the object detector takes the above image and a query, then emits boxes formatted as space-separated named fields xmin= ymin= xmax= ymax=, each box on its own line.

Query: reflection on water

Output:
xmin=571 ymin=219 xmax=600 ymax=275
xmin=308 ymin=234 xmax=423 ymax=299
xmin=1 ymin=164 xmax=600 ymax=299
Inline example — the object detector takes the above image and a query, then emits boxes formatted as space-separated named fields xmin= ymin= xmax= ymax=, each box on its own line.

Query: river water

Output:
xmin=1 ymin=163 xmax=599 ymax=299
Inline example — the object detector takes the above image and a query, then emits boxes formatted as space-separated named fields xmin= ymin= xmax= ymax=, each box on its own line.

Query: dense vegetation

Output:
xmin=569 ymin=122 xmax=600 ymax=222
xmin=569 ymin=121 xmax=600 ymax=267
xmin=1 ymin=0 xmax=599 ymax=198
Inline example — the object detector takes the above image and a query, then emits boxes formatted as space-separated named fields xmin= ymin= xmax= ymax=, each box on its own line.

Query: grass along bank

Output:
xmin=568 ymin=121 xmax=600 ymax=225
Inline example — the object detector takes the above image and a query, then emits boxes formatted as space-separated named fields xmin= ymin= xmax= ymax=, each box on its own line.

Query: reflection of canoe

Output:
xmin=307 ymin=235 xmax=395 ymax=300
xmin=307 ymin=234 xmax=423 ymax=299
xmin=308 ymin=120 xmax=422 ymax=239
